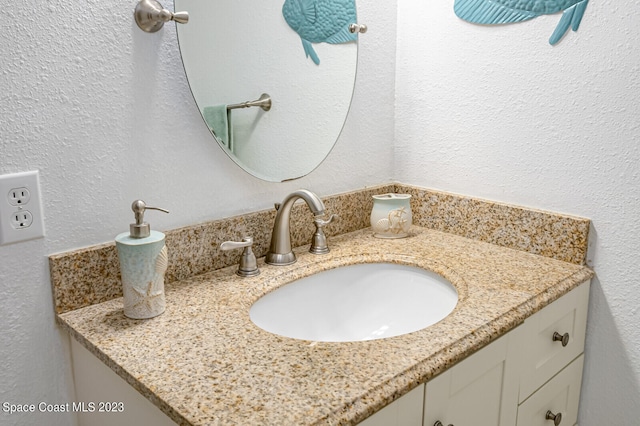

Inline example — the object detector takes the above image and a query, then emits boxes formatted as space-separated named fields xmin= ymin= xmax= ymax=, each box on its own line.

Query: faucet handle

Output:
xmin=316 ymin=214 xmax=337 ymax=226
xmin=220 ymin=237 xmax=260 ymax=277
xmin=310 ymin=214 xmax=338 ymax=255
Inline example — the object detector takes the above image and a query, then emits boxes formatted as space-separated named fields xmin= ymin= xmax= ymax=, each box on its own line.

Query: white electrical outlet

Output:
xmin=10 ymin=210 xmax=34 ymax=229
xmin=0 ymin=171 xmax=45 ymax=245
xmin=8 ymin=187 xmax=31 ymax=206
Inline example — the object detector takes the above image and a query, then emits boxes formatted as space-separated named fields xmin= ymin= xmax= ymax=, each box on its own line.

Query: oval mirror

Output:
xmin=175 ymin=0 xmax=360 ymax=182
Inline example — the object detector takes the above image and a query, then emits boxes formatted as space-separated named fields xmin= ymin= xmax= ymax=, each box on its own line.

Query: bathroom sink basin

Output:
xmin=249 ymin=263 xmax=458 ymax=342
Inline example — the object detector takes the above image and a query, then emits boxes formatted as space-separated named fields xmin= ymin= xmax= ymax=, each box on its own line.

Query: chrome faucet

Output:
xmin=266 ymin=189 xmax=327 ymax=266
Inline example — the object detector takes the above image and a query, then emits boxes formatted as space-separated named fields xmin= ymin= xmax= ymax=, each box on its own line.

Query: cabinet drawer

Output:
xmin=518 ymin=281 xmax=589 ymax=402
xmin=516 ymin=355 xmax=584 ymax=426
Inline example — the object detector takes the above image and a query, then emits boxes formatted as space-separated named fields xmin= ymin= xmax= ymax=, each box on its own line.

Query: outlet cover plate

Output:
xmin=0 ymin=171 xmax=45 ymax=245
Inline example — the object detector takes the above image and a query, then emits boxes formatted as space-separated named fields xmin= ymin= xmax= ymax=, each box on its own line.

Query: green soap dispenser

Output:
xmin=115 ymin=200 xmax=169 ymax=319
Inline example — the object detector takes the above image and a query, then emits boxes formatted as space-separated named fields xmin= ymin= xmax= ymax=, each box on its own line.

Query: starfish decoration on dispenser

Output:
xmin=124 ymin=245 xmax=168 ymax=318
xmin=131 ymin=280 xmax=165 ymax=313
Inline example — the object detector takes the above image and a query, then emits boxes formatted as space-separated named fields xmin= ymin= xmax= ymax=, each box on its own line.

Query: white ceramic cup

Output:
xmin=370 ymin=193 xmax=412 ymax=238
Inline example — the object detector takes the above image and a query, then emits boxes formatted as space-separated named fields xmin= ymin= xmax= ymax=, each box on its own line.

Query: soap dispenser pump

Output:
xmin=115 ymin=200 xmax=169 ymax=319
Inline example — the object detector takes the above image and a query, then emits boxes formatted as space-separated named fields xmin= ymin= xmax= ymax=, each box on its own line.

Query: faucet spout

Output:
xmin=266 ymin=189 xmax=325 ymax=266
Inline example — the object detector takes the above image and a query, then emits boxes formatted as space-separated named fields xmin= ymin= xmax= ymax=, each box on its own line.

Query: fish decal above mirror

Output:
xmin=282 ymin=0 xmax=358 ymax=65
xmin=454 ymin=0 xmax=589 ymax=45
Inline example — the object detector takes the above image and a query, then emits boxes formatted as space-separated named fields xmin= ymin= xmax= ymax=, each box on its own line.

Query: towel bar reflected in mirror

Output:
xmin=227 ymin=94 xmax=272 ymax=112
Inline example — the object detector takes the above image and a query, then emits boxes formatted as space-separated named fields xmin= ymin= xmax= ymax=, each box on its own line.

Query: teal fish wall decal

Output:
xmin=282 ymin=0 xmax=358 ymax=65
xmin=454 ymin=0 xmax=589 ymax=45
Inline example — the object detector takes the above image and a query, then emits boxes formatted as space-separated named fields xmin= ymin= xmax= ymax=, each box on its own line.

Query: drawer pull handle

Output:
xmin=434 ymin=422 xmax=454 ymax=426
xmin=553 ymin=331 xmax=570 ymax=347
xmin=546 ymin=410 xmax=563 ymax=425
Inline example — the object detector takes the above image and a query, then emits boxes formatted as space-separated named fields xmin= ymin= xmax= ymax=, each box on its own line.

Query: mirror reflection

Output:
xmin=176 ymin=0 xmax=359 ymax=182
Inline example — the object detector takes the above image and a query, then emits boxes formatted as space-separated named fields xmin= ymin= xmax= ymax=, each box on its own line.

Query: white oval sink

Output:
xmin=249 ymin=263 xmax=458 ymax=342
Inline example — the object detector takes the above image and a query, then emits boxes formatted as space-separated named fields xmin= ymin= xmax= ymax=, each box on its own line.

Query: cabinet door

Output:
xmin=423 ymin=332 xmax=519 ymax=426
xmin=359 ymin=384 xmax=425 ymax=426
xmin=518 ymin=281 xmax=590 ymax=402
xmin=516 ymin=355 xmax=584 ymax=426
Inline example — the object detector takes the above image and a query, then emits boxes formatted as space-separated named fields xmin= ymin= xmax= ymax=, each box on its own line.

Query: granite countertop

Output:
xmin=57 ymin=226 xmax=593 ymax=425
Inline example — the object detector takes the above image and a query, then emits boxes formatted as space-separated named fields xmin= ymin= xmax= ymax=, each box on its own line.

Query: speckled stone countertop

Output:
xmin=57 ymin=225 xmax=593 ymax=426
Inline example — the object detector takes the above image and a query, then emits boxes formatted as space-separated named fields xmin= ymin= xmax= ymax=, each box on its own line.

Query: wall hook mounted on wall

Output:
xmin=349 ymin=23 xmax=368 ymax=34
xmin=134 ymin=0 xmax=189 ymax=33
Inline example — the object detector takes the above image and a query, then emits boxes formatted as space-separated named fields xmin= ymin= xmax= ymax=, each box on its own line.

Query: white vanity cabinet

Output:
xmin=358 ymin=385 xmax=425 ymax=426
xmin=423 ymin=331 xmax=519 ymax=426
xmin=363 ymin=328 xmax=521 ymax=426
xmin=70 ymin=339 xmax=176 ymax=426
xmin=362 ymin=280 xmax=590 ymax=426
xmin=514 ymin=281 xmax=590 ymax=426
